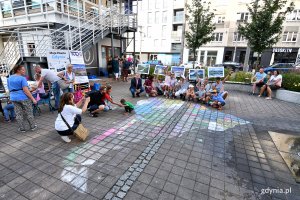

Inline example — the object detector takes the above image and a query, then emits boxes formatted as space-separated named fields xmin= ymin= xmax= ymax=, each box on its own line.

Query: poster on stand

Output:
xmin=69 ymin=51 xmax=89 ymax=84
xmin=154 ymin=65 xmax=167 ymax=75
xmin=46 ymin=50 xmax=70 ymax=72
xmin=70 ymin=51 xmax=85 ymax=64
xmin=189 ymin=69 xmax=205 ymax=80
xmin=171 ymin=66 xmax=185 ymax=77
xmin=72 ymin=64 xmax=89 ymax=83
xmin=208 ymin=67 xmax=224 ymax=78
xmin=137 ymin=64 xmax=150 ymax=74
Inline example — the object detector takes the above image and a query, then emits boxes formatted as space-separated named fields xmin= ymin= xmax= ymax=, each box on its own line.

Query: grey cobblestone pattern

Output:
xmin=0 ymin=81 xmax=300 ymax=200
xmin=105 ymin=100 xmax=189 ymax=199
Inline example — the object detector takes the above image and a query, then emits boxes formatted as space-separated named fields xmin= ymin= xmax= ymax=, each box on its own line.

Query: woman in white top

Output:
xmin=259 ymin=70 xmax=282 ymax=100
xmin=58 ymin=64 xmax=75 ymax=93
xmin=55 ymin=92 xmax=90 ymax=143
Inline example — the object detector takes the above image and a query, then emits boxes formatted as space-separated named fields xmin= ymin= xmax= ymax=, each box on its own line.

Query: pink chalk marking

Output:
xmin=90 ymin=128 xmax=116 ymax=144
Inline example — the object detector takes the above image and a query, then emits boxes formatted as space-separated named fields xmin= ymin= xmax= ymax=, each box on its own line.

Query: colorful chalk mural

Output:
xmin=61 ymin=98 xmax=250 ymax=193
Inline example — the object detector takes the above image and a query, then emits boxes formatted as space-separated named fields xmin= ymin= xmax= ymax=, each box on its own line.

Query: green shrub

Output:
xmin=282 ymin=73 xmax=300 ymax=92
xmin=229 ymin=71 xmax=252 ymax=83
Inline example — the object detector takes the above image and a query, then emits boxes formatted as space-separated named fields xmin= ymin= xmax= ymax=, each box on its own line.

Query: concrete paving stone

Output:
xmin=171 ymin=166 xmax=185 ymax=176
xmin=209 ymin=186 xmax=225 ymax=200
xmin=192 ymin=191 xmax=209 ymax=200
xmin=143 ymin=185 xmax=161 ymax=200
xmin=90 ymin=184 xmax=110 ymax=199
xmin=251 ymin=174 xmax=266 ymax=185
xmin=163 ymin=181 xmax=179 ymax=195
xmin=158 ymin=191 xmax=175 ymax=200
xmin=167 ymin=172 xmax=182 ymax=184
xmin=1 ymin=83 xmax=300 ymax=200
xmin=12 ymin=195 xmax=29 ymax=200
xmin=154 ymin=169 xmax=170 ymax=181
xmin=182 ymin=169 xmax=196 ymax=181
xmin=137 ymin=173 xmax=153 ymax=185
xmin=210 ymin=178 xmax=225 ymax=190
xmin=123 ymin=191 xmax=142 ymax=200
xmin=210 ymin=171 xmax=225 ymax=181
xmin=131 ymin=181 xmax=149 ymax=195
xmin=177 ymin=186 xmax=193 ymax=200
xmin=150 ymin=176 xmax=166 ymax=190
xmin=0 ymin=189 xmax=20 ymax=200
xmin=14 ymin=180 xmax=37 ymax=194
xmin=180 ymin=177 xmax=195 ymax=190
xmin=194 ymin=181 xmax=209 ymax=195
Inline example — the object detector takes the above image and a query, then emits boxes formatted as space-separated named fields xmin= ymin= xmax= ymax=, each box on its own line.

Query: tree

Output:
xmin=238 ymin=0 xmax=294 ymax=70
xmin=185 ymin=0 xmax=216 ymax=68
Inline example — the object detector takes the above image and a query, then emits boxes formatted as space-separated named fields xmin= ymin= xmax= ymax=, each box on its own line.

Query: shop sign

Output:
xmin=273 ymin=48 xmax=292 ymax=53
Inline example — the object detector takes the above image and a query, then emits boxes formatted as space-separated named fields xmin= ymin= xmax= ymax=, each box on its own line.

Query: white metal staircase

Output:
xmin=0 ymin=2 xmax=137 ymax=76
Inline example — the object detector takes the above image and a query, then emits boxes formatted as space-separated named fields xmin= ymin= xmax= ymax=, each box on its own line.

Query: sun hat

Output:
xmin=189 ymin=84 xmax=194 ymax=88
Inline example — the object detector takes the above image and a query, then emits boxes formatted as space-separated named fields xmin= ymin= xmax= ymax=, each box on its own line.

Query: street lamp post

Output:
xmin=233 ymin=33 xmax=237 ymax=62
xmin=138 ymin=26 xmax=145 ymax=63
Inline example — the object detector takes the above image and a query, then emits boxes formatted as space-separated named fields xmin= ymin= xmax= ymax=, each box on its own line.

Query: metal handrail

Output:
xmin=0 ymin=2 xmax=137 ymax=75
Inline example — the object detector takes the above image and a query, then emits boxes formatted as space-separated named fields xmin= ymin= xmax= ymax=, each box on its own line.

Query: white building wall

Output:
xmin=127 ymin=0 xmax=184 ymax=64
xmin=183 ymin=0 xmax=300 ymax=66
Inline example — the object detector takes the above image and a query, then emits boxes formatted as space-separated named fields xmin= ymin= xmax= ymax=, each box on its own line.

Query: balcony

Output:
xmin=173 ymin=15 xmax=184 ymax=24
xmin=171 ymin=44 xmax=181 ymax=52
xmin=171 ymin=31 xmax=182 ymax=43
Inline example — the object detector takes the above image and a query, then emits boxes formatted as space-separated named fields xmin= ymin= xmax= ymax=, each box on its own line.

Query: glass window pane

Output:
xmin=155 ymin=11 xmax=160 ymax=24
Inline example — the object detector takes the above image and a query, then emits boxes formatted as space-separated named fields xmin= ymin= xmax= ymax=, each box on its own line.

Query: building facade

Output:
xmin=0 ymin=0 xmax=138 ymax=77
xmin=181 ymin=0 xmax=300 ymax=67
xmin=127 ymin=0 xmax=185 ymax=65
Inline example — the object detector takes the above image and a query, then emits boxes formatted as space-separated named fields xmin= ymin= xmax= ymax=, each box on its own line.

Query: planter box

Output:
xmin=276 ymin=89 xmax=300 ymax=104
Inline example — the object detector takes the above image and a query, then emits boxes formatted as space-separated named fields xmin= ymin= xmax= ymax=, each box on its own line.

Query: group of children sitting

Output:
xmin=146 ymin=70 xmax=232 ymax=110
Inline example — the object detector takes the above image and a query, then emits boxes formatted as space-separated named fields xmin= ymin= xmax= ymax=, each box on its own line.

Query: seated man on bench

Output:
xmin=251 ymin=68 xmax=266 ymax=95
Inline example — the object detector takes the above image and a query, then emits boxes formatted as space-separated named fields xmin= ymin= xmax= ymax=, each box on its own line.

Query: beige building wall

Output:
xmin=183 ymin=0 xmax=300 ymax=66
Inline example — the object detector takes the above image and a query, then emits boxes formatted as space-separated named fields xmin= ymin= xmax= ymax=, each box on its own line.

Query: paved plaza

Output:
xmin=0 ymin=81 xmax=300 ymax=200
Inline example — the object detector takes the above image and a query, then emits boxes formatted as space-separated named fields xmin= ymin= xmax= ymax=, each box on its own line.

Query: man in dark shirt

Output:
xmin=87 ymin=86 xmax=106 ymax=117
xmin=130 ymin=74 xmax=144 ymax=98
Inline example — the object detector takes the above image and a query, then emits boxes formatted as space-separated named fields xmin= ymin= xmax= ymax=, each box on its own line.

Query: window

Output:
xmin=162 ymin=25 xmax=167 ymax=37
xmin=155 ymin=11 xmax=160 ymax=24
xmin=148 ymin=0 xmax=154 ymax=10
xmin=27 ymin=43 xmax=36 ymax=56
xmin=172 ymin=44 xmax=181 ymax=52
xmin=200 ymin=51 xmax=205 ymax=63
xmin=237 ymin=12 xmax=249 ymax=22
xmin=162 ymin=11 xmax=168 ymax=23
xmin=163 ymin=0 xmax=168 ymax=8
xmin=147 ymin=26 xmax=152 ymax=37
xmin=148 ymin=12 xmax=153 ymax=24
xmin=282 ymin=32 xmax=297 ymax=42
xmin=286 ymin=10 xmax=300 ymax=21
xmin=216 ymin=16 xmax=225 ymax=24
xmin=141 ymin=0 xmax=147 ymax=10
xmin=155 ymin=0 xmax=161 ymax=9
xmin=233 ymin=32 xmax=245 ymax=42
xmin=213 ymin=33 xmax=223 ymax=41
xmin=161 ymin=39 xmax=167 ymax=47
xmin=154 ymin=39 xmax=160 ymax=47
xmin=188 ymin=49 xmax=198 ymax=61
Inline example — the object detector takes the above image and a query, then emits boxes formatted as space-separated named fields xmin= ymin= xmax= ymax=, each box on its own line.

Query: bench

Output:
xmin=225 ymin=82 xmax=277 ymax=98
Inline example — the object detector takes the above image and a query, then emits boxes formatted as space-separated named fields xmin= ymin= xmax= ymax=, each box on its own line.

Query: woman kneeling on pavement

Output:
xmin=55 ymin=92 xmax=90 ymax=143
